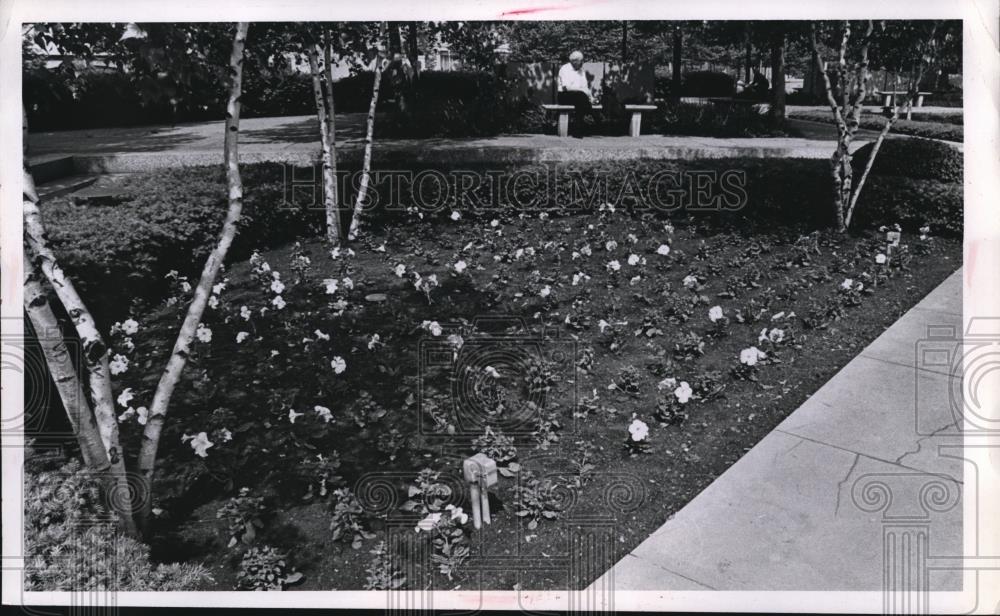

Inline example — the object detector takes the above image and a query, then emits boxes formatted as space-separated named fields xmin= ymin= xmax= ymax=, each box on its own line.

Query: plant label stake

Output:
xmin=462 ymin=453 xmax=497 ymax=530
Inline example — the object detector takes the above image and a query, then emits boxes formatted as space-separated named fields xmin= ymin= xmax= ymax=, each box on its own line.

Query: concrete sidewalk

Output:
xmin=27 ymin=113 xmax=881 ymax=174
xmin=591 ymin=268 xmax=963 ymax=592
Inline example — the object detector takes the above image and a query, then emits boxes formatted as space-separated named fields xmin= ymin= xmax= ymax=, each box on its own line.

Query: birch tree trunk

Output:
xmin=811 ymin=22 xmax=854 ymax=232
xmin=135 ymin=22 xmax=250 ymax=531
xmin=23 ymin=274 xmax=109 ymax=471
xmin=22 ymin=109 xmax=139 ymax=537
xmin=309 ymin=44 xmax=341 ymax=244
xmin=347 ymin=22 xmax=386 ymax=242
xmin=845 ymin=23 xmax=938 ymax=229
xmin=323 ymin=34 xmax=341 ymax=240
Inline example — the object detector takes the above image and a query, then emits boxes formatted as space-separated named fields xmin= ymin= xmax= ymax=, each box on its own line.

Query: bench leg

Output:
xmin=629 ymin=111 xmax=642 ymax=137
xmin=557 ymin=112 xmax=569 ymax=138
xmin=883 ymin=94 xmax=892 ymax=107
xmin=916 ymin=94 xmax=925 ymax=107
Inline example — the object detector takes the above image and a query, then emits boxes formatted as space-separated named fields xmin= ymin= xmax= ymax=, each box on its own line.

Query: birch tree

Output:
xmin=135 ymin=22 xmax=250 ymax=530
xmin=22 ymin=22 xmax=251 ymax=537
xmin=306 ymin=26 xmax=342 ymax=245
xmin=23 ymin=108 xmax=140 ymax=537
xmin=347 ymin=21 xmax=387 ymax=242
xmin=810 ymin=20 xmax=939 ymax=231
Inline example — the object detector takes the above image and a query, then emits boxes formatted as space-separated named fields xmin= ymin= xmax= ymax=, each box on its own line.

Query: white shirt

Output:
xmin=558 ymin=63 xmax=589 ymax=94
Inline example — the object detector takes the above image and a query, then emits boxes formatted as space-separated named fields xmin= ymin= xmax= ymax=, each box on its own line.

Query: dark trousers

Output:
xmin=557 ymin=90 xmax=593 ymax=135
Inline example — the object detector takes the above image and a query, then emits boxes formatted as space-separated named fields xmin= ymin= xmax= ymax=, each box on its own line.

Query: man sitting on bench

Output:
xmin=557 ymin=50 xmax=595 ymax=136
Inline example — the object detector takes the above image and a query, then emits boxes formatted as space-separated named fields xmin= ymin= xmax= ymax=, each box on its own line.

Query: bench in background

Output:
xmin=541 ymin=103 xmax=657 ymax=138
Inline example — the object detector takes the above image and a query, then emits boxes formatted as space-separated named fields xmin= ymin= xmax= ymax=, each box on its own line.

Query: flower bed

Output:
xmin=56 ymin=195 xmax=960 ymax=590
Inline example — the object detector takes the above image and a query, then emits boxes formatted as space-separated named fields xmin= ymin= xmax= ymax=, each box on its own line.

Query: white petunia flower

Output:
xmin=271 ymin=295 xmax=286 ymax=310
xmin=136 ymin=406 xmax=149 ymax=425
xmin=627 ymin=254 xmax=640 ymax=266
xmin=674 ymin=381 xmax=693 ymax=404
xmin=117 ymin=388 xmax=134 ymax=408
xmin=628 ymin=418 xmax=649 ymax=442
xmin=539 ymin=285 xmax=551 ymax=298
xmin=189 ymin=432 xmax=213 ymax=458
xmin=240 ymin=305 xmax=252 ymax=321
xmin=450 ymin=211 xmax=462 ymax=221
xmin=875 ymin=253 xmax=887 ymax=264
xmin=121 ymin=319 xmax=139 ymax=335
xmin=324 ymin=278 xmax=340 ymax=294
xmin=330 ymin=356 xmax=347 ymax=374
xmin=841 ymin=278 xmax=854 ymax=290
xmin=708 ymin=305 xmax=724 ymax=323
xmin=657 ymin=377 xmax=677 ymax=390
xmin=314 ymin=405 xmax=333 ymax=423
xmin=454 ymin=260 xmax=468 ymax=274
xmin=739 ymin=346 xmax=767 ymax=366
xmin=607 ymin=260 xmax=621 ymax=272
xmin=415 ymin=512 xmax=442 ymax=533
xmin=445 ymin=504 xmax=469 ymax=524
xmin=682 ymin=274 xmax=698 ymax=289
xmin=109 ymin=354 xmax=129 ymax=375
xmin=236 ymin=331 xmax=250 ymax=344
xmin=422 ymin=320 xmax=443 ymax=336
xmin=656 ymin=244 xmax=671 ymax=256
xmin=196 ymin=324 xmax=213 ymax=343
xmin=270 ymin=279 xmax=285 ymax=294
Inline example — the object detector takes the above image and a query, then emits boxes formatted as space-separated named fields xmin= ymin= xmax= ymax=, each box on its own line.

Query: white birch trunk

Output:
xmin=347 ymin=22 xmax=387 ymax=242
xmin=135 ymin=22 xmax=250 ymax=530
xmin=23 ymin=108 xmax=138 ymax=537
xmin=309 ymin=45 xmax=341 ymax=244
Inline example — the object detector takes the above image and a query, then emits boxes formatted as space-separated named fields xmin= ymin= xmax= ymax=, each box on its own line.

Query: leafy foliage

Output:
xmin=235 ymin=545 xmax=304 ymax=590
xmin=216 ymin=488 xmax=267 ymax=548
xmin=24 ymin=460 xmax=211 ymax=591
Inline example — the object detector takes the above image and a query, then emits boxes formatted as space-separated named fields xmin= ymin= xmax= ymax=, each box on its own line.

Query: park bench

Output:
xmin=541 ymin=103 xmax=658 ymax=138
xmin=878 ymin=90 xmax=932 ymax=108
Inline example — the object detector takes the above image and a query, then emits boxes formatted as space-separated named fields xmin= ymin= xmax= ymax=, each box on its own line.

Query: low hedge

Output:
xmin=43 ymin=156 xmax=960 ymax=324
xmin=852 ymin=175 xmax=962 ymax=236
xmin=647 ymin=101 xmax=791 ymax=138
xmin=789 ymin=110 xmax=963 ymax=142
xmin=851 ymin=137 xmax=963 ymax=184
xmin=43 ymin=164 xmax=324 ymax=323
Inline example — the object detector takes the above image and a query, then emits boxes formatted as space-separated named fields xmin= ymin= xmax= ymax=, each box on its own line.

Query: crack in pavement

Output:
xmin=834 ymin=453 xmax=862 ymax=517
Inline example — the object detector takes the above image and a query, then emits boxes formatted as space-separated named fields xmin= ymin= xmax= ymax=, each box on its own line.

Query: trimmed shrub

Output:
xmin=790 ymin=110 xmax=963 ymax=142
xmin=24 ymin=459 xmax=211 ymax=591
xmin=648 ymin=101 xmax=790 ymax=138
xmin=381 ymin=71 xmax=546 ymax=138
xmin=853 ymin=175 xmax=962 ymax=236
xmin=680 ymin=71 xmax=736 ymax=97
xmin=43 ymin=164 xmax=325 ymax=323
xmin=851 ymin=137 xmax=963 ymax=183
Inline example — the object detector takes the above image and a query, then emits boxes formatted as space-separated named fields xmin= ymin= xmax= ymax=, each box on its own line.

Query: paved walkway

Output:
xmin=27 ymin=113 xmax=886 ymax=174
xmin=590 ymin=268 xmax=963 ymax=593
